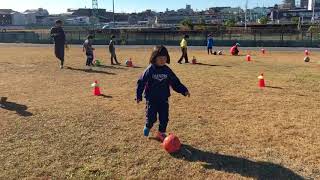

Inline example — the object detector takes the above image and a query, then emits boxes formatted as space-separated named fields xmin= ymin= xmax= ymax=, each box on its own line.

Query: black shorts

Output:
xmin=54 ymin=45 xmax=65 ymax=61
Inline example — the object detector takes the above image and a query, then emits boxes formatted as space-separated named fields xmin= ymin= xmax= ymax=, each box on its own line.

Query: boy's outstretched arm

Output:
xmin=169 ymin=70 xmax=189 ymax=97
xmin=136 ymin=68 xmax=150 ymax=103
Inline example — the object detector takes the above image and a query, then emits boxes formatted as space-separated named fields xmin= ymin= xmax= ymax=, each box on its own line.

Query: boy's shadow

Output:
xmin=0 ymin=97 xmax=33 ymax=117
xmin=66 ymin=67 xmax=116 ymax=75
xmin=171 ymin=144 xmax=304 ymax=180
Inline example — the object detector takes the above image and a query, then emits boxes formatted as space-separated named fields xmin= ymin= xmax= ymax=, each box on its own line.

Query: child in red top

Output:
xmin=230 ymin=43 xmax=240 ymax=56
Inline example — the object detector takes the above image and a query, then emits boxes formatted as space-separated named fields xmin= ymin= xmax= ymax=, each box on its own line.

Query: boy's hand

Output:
xmin=185 ymin=91 xmax=190 ymax=97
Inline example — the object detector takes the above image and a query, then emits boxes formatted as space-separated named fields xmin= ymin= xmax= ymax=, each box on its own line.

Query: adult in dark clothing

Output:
xmin=50 ymin=20 xmax=66 ymax=69
xmin=109 ymin=35 xmax=120 ymax=65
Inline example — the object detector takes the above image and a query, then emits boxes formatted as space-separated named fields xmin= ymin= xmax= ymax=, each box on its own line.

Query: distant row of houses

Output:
xmin=0 ymin=8 xmax=92 ymax=26
xmin=0 ymin=8 xmax=49 ymax=25
xmin=1 ymin=4 xmax=320 ymax=28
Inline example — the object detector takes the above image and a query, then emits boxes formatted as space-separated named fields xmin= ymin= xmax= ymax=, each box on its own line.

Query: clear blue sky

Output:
xmin=3 ymin=0 xmax=284 ymax=14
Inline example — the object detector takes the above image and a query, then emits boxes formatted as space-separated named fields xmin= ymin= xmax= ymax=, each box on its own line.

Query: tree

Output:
xmin=181 ymin=18 xmax=194 ymax=30
xmin=224 ymin=19 xmax=236 ymax=27
xmin=259 ymin=16 xmax=268 ymax=25
xmin=291 ymin=17 xmax=300 ymax=25
xmin=308 ymin=25 xmax=320 ymax=33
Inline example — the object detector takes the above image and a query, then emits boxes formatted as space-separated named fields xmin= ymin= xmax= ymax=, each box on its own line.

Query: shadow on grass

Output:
xmin=265 ymin=86 xmax=283 ymax=90
xmin=97 ymin=65 xmax=125 ymax=70
xmin=117 ymin=64 xmax=143 ymax=69
xmin=171 ymin=144 xmax=304 ymax=180
xmin=66 ymin=67 xmax=116 ymax=75
xmin=0 ymin=97 xmax=33 ymax=117
xmin=99 ymin=94 xmax=113 ymax=98
xmin=194 ymin=63 xmax=232 ymax=68
xmin=132 ymin=66 xmax=143 ymax=69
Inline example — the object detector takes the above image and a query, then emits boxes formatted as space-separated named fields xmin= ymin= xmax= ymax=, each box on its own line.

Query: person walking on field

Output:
xmin=50 ymin=20 xmax=67 ymax=69
xmin=207 ymin=34 xmax=214 ymax=55
xmin=178 ymin=35 xmax=189 ymax=64
xmin=109 ymin=35 xmax=120 ymax=65
xmin=83 ymin=35 xmax=95 ymax=68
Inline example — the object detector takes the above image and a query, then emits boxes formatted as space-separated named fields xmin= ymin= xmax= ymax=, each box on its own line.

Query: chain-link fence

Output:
xmin=0 ymin=29 xmax=319 ymax=47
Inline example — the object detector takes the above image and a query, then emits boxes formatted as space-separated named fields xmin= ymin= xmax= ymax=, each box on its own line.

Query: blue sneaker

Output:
xmin=143 ymin=127 xmax=150 ymax=137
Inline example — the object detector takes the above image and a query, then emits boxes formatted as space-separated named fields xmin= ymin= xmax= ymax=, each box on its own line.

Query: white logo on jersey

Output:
xmin=152 ymin=74 xmax=168 ymax=82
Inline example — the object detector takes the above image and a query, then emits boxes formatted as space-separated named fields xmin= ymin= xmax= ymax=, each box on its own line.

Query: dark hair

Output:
xmin=55 ymin=20 xmax=63 ymax=24
xmin=111 ymin=35 xmax=115 ymax=38
xmin=184 ymin=34 xmax=189 ymax=38
xmin=87 ymin=35 xmax=94 ymax=39
xmin=149 ymin=45 xmax=170 ymax=64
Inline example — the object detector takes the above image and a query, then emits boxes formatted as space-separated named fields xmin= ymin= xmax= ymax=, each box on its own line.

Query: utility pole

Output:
xmin=245 ymin=0 xmax=248 ymax=29
xmin=113 ymin=0 xmax=115 ymax=27
xmin=312 ymin=0 xmax=315 ymax=23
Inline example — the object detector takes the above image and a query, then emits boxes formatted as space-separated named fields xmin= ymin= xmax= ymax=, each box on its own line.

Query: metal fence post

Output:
xmin=310 ymin=32 xmax=313 ymax=47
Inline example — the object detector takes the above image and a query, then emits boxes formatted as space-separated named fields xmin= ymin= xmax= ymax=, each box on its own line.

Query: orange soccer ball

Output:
xmin=162 ymin=134 xmax=181 ymax=153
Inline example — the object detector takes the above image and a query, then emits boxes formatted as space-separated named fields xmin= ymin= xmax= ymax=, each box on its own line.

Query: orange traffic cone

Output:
xmin=258 ymin=74 xmax=265 ymax=88
xmin=192 ymin=56 xmax=197 ymax=64
xmin=305 ymin=50 xmax=309 ymax=56
xmin=126 ymin=58 xmax=133 ymax=67
xmin=91 ymin=80 xmax=101 ymax=96
xmin=246 ymin=55 xmax=251 ymax=62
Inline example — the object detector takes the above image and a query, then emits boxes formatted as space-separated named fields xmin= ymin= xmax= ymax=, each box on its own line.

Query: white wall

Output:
xmin=12 ymin=12 xmax=26 ymax=25
xmin=24 ymin=13 xmax=37 ymax=24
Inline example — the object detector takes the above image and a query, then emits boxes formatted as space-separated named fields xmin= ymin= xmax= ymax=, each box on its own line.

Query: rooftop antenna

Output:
xmin=92 ymin=0 xmax=99 ymax=16
xmin=92 ymin=0 xmax=99 ymax=30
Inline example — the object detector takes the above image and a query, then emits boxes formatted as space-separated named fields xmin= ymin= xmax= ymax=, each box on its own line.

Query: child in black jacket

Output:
xmin=136 ymin=45 xmax=190 ymax=142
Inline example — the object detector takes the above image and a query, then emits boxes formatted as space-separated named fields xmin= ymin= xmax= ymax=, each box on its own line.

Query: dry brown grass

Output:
xmin=0 ymin=45 xmax=319 ymax=179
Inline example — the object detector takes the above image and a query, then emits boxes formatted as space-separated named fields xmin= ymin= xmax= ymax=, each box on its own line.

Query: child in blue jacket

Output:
xmin=136 ymin=45 xmax=190 ymax=142
xmin=207 ymin=34 xmax=214 ymax=55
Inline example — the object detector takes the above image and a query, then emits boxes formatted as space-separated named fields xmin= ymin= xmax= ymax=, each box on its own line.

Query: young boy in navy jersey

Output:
xmin=136 ymin=45 xmax=190 ymax=142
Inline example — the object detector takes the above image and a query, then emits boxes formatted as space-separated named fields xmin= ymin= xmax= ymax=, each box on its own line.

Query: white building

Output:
xmin=23 ymin=13 xmax=37 ymax=24
xmin=24 ymin=8 xmax=49 ymax=17
xmin=11 ymin=12 xmax=27 ymax=25
xmin=23 ymin=8 xmax=49 ymax=24
xmin=65 ymin=16 xmax=90 ymax=25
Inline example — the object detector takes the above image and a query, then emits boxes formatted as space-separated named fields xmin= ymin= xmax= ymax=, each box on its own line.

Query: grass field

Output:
xmin=0 ymin=44 xmax=319 ymax=179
